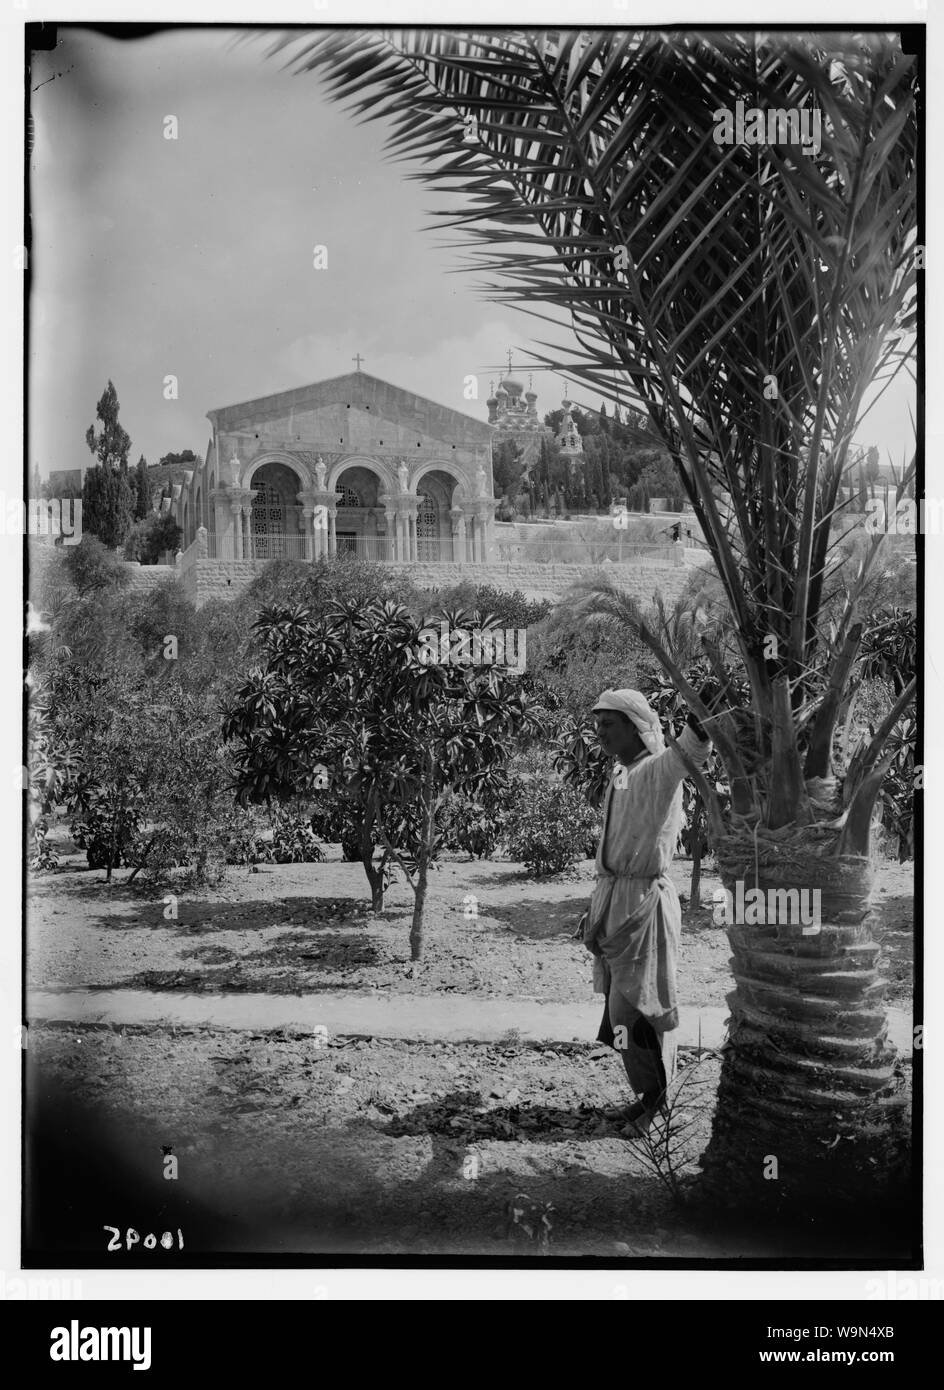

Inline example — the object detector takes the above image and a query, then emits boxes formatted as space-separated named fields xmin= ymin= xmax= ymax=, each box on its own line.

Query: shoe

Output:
xmin=621 ymin=1096 xmax=668 ymax=1139
xmin=602 ymin=1099 xmax=647 ymax=1123
xmin=621 ymin=1113 xmax=657 ymax=1140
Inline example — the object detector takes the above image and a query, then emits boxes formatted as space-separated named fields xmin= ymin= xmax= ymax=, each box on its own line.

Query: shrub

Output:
xmin=439 ymin=789 xmax=507 ymax=859
xmin=503 ymin=777 xmax=600 ymax=874
xmin=221 ymin=806 xmax=271 ymax=866
xmin=62 ymin=535 xmax=132 ymax=596
xmin=269 ymin=808 xmax=326 ymax=863
xmin=426 ymin=582 xmax=551 ymax=630
xmin=69 ymin=768 xmax=146 ymax=872
xmin=124 ymin=513 xmax=181 ymax=564
xmin=237 ymin=554 xmax=425 ymax=625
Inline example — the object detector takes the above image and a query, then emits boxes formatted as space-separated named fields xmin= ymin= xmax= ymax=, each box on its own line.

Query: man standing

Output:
xmin=582 ymin=688 xmax=713 ymax=1137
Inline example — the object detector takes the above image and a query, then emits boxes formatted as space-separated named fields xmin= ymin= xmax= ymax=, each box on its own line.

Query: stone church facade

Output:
xmin=167 ymin=370 xmax=498 ymax=567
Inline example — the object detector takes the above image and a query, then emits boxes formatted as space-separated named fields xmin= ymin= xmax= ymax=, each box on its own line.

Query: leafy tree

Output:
xmin=26 ymin=675 xmax=82 ymax=869
xmin=492 ymin=437 xmax=524 ymax=499
xmin=638 ymin=455 xmax=686 ymax=510
xmin=224 ymin=598 xmax=538 ymax=958
xmin=124 ymin=512 xmax=182 ymax=565
xmin=40 ymin=470 xmax=83 ymax=502
xmin=157 ymin=449 xmax=198 ymax=469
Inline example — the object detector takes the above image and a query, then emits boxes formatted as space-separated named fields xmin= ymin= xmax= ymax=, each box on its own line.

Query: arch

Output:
xmin=412 ymin=461 xmax=466 ymax=501
xmin=245 ymin=450 xmax=307 ymax=493
xmin=249 ymin=460 xmax=306 ymax=560
xmin=182 ymin=500 xmax=190 ymax=548
xmin=194 ymin=486 xmax=203 ymax=534
xmin=327 ymin=455 xmax=395 ymax=496
xmin=333 ymin=464 xmax=387 ymax=560
xmin=415 ymin=467 xmax=460 ymax=562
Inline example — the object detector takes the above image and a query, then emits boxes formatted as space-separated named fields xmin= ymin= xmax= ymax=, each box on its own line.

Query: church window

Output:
xmin=416 ymin=492 xmax=438 ymax=561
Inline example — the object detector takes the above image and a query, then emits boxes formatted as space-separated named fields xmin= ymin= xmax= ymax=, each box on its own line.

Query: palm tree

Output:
xmin=266 ymin=28 xmax=918 ymax=1214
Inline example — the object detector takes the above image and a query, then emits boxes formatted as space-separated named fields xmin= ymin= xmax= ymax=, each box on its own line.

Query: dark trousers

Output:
xmin=597 ymin=986 xmax=669 ymax=1099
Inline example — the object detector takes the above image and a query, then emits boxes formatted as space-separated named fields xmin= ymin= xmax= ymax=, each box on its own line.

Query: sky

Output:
xmin=28 ymin=25 xmax=916 ymax=480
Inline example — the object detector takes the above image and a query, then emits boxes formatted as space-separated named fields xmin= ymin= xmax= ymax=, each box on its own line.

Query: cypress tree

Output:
xmin=134 ymin=455 xmax=151 ymax=520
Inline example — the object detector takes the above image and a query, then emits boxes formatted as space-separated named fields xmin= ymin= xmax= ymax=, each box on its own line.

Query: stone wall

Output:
xmin=385 ymin=559 xmax=694 ymax=605
xmin=178 ymin=559 xmax=266 ymax=607
xmin=107 ymin=552 xmax=704 ymax=609
xmin=122 ymin=563 xmax=178 ymax=595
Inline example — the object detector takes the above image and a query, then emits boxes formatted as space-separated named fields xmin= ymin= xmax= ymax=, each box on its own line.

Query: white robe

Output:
xmin=585 ymin=723 xmax=711 ymax=1029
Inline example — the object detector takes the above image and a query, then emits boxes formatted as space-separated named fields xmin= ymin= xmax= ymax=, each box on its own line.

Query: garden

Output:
xmin=25 ymin=526 xmax=916 ymax=1259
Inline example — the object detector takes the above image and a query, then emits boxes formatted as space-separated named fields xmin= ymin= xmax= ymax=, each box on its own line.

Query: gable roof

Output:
xmin=207 ymin=370 xmax=495 ymax=443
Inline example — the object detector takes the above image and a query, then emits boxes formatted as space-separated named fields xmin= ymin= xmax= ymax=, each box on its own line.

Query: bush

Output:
xmin=124 ymin=513 xmax=181 ymax=564
xmin=269 ymin=808 xmax=326 ymax=863
xmin=69 ymin=768 xmax=146 ymax=871
xmin=439 ymin=789 xmax=507 ymax=859
xmin=503 ymin=777 xmax=600 ymax=875
xmin=238 ymin=554 xmax=425 ymax=625
xmin=221 ymin=806 xmax=270 ymax=866
xmin=427 ymin=582 xmax=552 ymax=630
xmin=63 ymin=535 xmax=132 ymax=595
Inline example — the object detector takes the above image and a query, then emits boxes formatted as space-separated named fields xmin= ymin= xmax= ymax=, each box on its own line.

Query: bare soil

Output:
xmin=25 ymin=838 xmax=915 ymax=1262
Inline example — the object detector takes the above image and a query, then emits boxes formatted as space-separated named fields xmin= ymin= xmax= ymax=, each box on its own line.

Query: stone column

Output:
xmin=480 ymin=498 xmax=497 ymax=561
xmin=328 ymin=507 xmax=337 ymax=557
xmin=298 ymin=489 xmax=335 ymax=562
xmin=449 ymin=507 xmax=464 ymax=564
xmin=230 ymin=499 xmax=244 ymax=560
xmin=210 ymin=488 xmax=234 ymax=558
xmin=378 ymin=497 xmax=392 ymax=561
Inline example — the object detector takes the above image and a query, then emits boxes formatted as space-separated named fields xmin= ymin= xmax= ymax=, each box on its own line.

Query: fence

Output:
xmin=178 ymin=531 xmax=684 ymax=567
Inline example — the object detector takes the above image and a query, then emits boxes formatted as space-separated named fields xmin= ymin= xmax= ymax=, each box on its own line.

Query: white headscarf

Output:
xmin=592 ymin=688 xmax=665 ymax=757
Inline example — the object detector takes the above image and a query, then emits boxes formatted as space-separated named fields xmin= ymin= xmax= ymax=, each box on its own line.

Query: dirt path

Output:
xmin=27 ymin=989 xmax=915 ymax=1052
xmin=28 ymin=847 xmax=914 ymax=1009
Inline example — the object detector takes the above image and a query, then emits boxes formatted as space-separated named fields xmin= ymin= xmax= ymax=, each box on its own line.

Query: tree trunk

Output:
xmin=699 ymin=826 xmax=908 ymax=1217
xmin=365 ymin=858 xmax=385 ymax=912
xmin=410 ymin=858 xmax=428 ymax=961
xmin=359 ymin=820 xmax=384 ymax=912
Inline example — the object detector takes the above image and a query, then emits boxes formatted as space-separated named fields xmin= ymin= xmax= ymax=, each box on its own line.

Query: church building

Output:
xmin=168 ymin=365 xmax=500 ymax=565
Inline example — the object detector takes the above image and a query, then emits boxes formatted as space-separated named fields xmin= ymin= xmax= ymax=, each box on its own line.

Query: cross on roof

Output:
xmin=352 ymin=353 xmax=365 ymax=371
xmin=507 ymin=349 xmax=514 ymax=373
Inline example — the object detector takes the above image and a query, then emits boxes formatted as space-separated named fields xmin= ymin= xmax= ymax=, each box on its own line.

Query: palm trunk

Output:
xmin=689 ymin=800 xmax=703 ymax=908
xmin=699 ymin=826 xmax=908 ymax=1214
